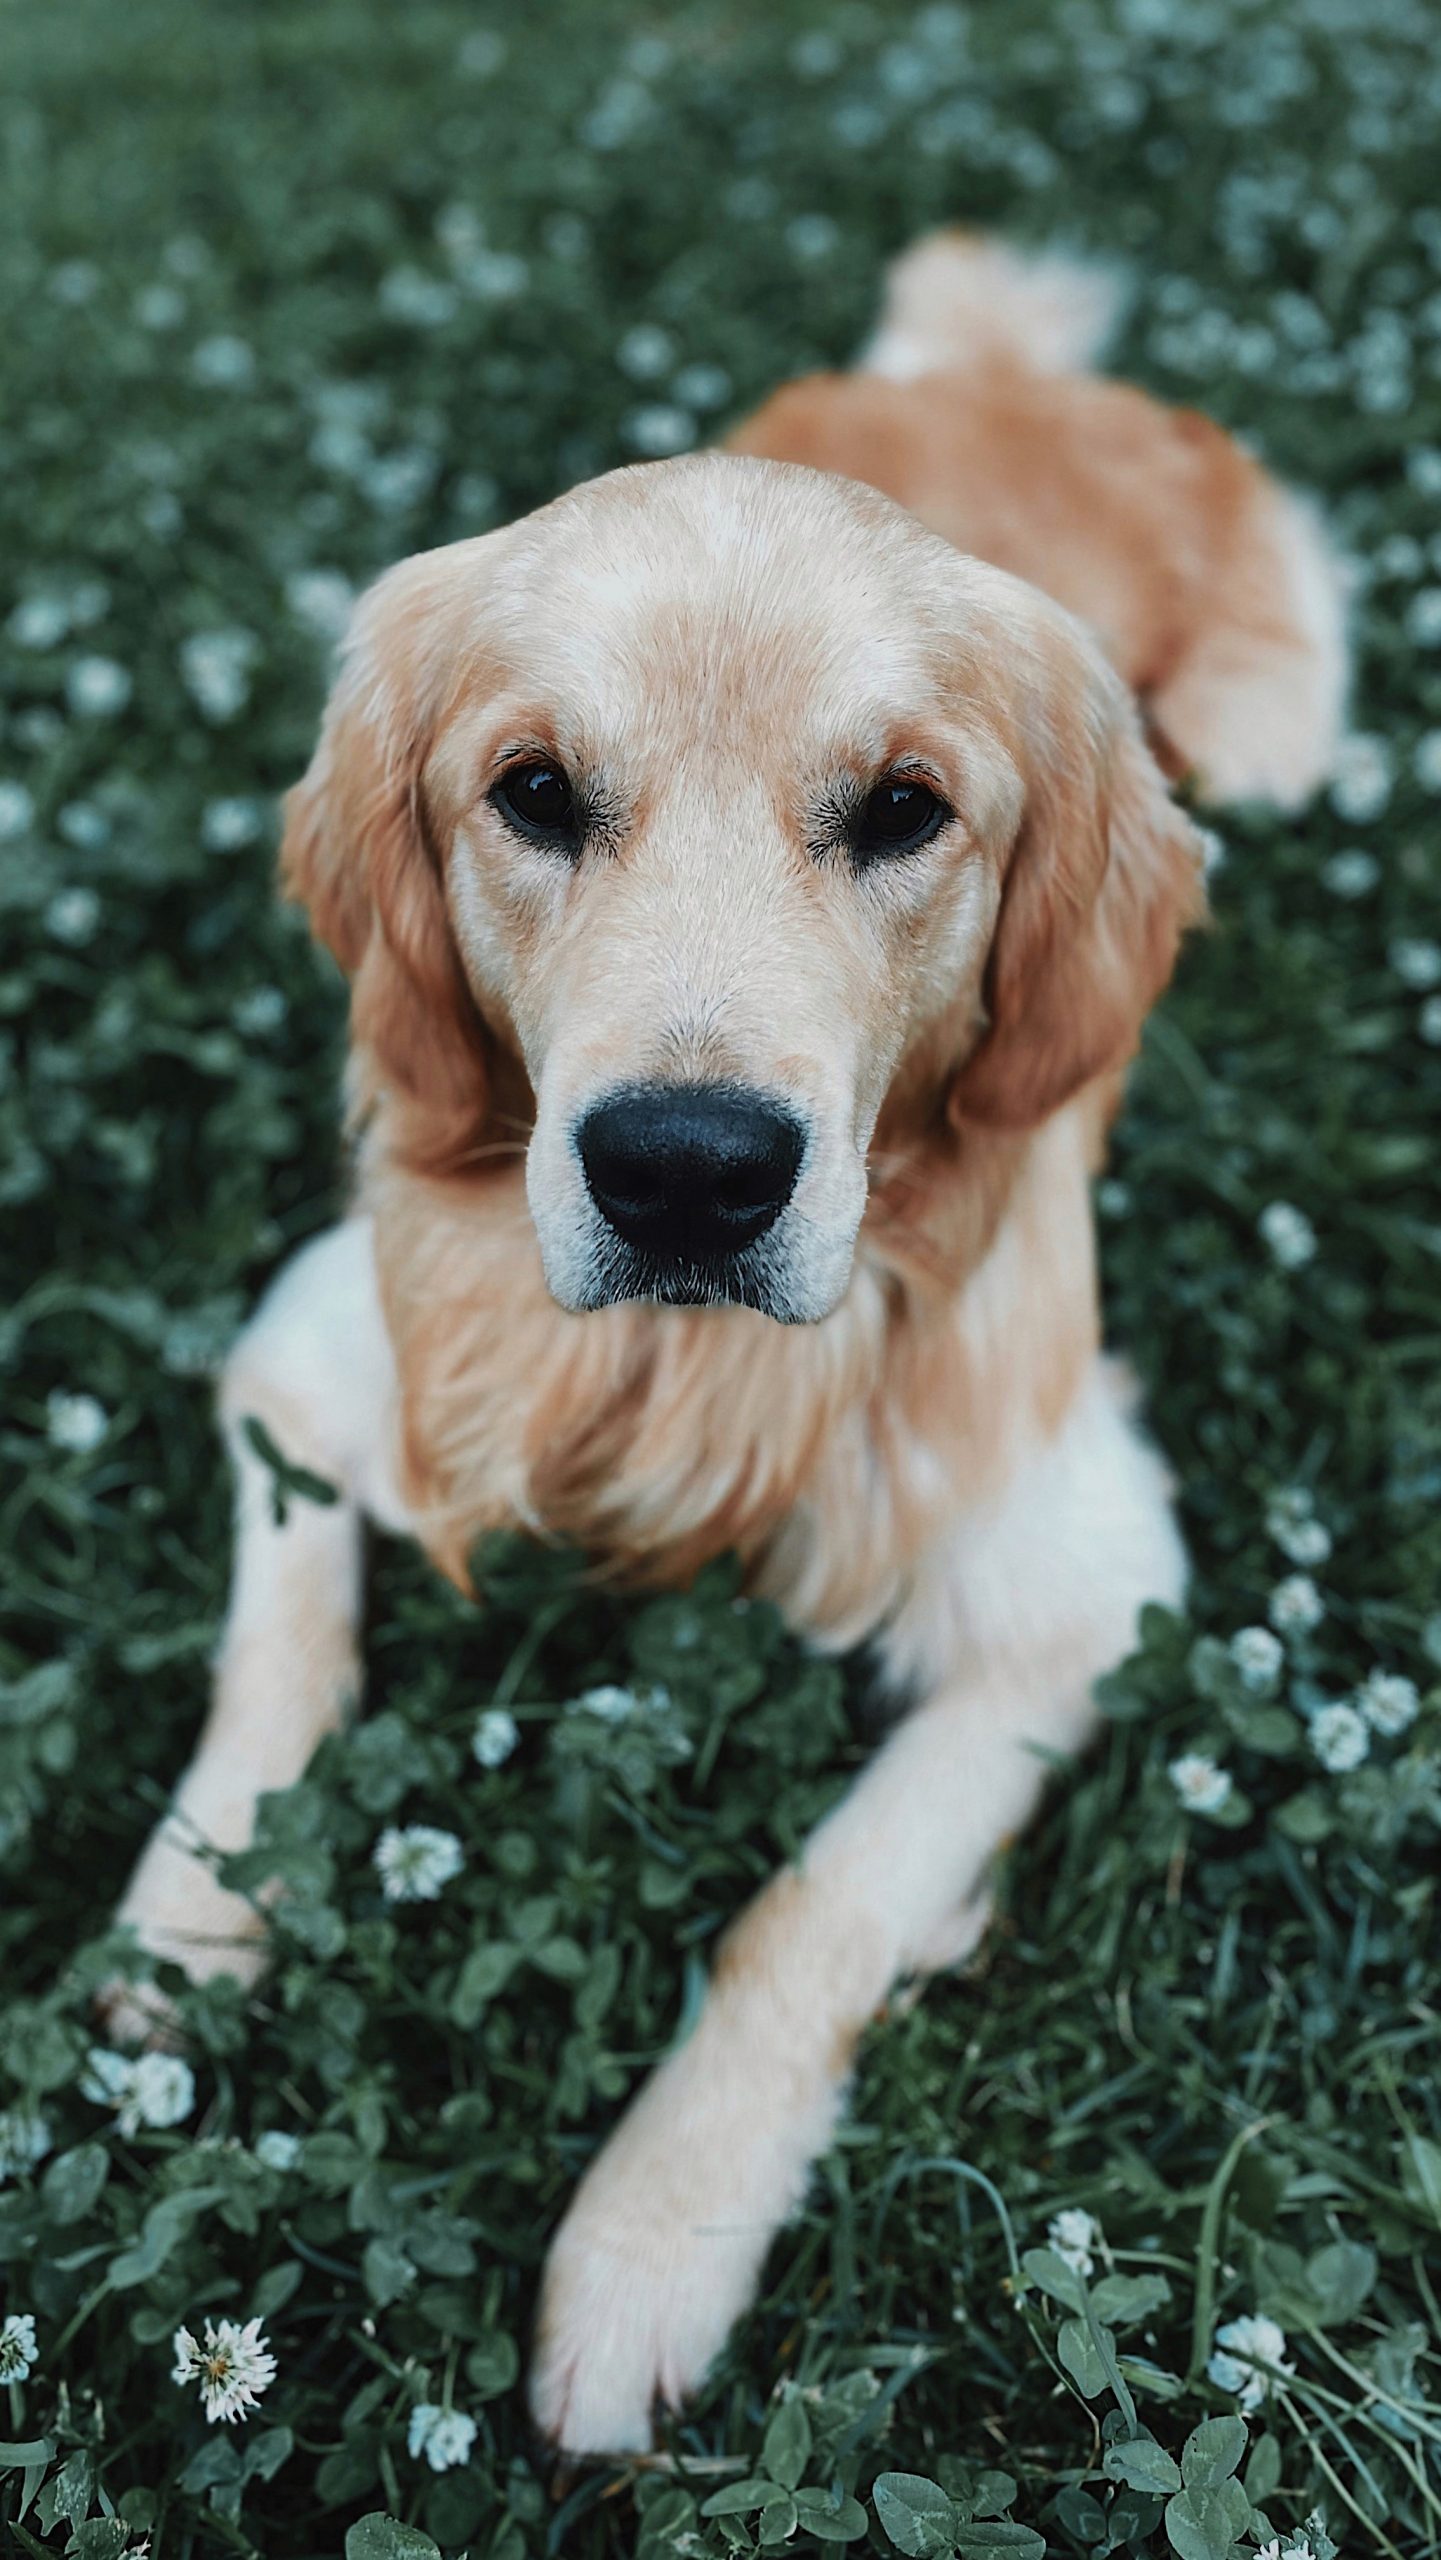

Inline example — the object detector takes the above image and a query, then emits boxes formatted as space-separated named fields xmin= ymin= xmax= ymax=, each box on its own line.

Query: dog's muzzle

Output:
xmin=575 ymin=1082 xmax=804 ymax=1300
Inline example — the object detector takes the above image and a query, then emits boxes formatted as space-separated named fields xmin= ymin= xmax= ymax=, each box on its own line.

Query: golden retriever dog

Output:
xmin=112 ymin=234 xmax=1347 ymax=2451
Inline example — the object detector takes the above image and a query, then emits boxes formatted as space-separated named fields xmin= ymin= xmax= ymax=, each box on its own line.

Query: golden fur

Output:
xmin=112 ymin=230 xmax=1347 ymax=2455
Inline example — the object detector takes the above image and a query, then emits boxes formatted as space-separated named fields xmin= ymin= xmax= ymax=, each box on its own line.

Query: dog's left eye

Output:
xmin=491 ymin=760 xmax=580 ymax=849
xmin=852 ymin=777 xmax=950 ymax=861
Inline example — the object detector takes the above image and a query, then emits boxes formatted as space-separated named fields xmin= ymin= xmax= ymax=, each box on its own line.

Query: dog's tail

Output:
xmin=857 ymin=229 xmax=1127 ymax=383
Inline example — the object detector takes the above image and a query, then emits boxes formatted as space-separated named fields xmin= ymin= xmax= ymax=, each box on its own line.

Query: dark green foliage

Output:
xmin=1 ymin=0 xmax=1439 ymax=2551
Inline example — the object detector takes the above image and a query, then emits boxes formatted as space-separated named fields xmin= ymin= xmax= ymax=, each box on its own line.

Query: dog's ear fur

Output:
xmin=281 ymin=547 xmax=498 ymax=1173
xmin=951 ymin=601 xmax=1208 ymax=1130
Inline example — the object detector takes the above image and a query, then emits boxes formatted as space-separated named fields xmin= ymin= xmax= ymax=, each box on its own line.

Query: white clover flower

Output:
xmin=453 ymin=470 xmax=500 ymax=523
xmin=7 ymin=595 xmax=71 ymax=649
xmin=0 ymin=780 xmax=36 ymax=837
xmin=434 ymin=200 xmax=484 ymax=260
xmin=1169 ymin=1753 xmax=1233 ymax=1814
xmin=1265 ymin=1488 xmax=1332 ymax=1567
xmin=616 ymin=322 xmax=675 ymax=381
xmin=1408 ymin=588 xmax=1441 ymax=647
xmin=1207 ymin=2311 xmax=1294 ymax=2410
xmin=83 ymin=2046 xmax=196 ymax=2137
xmin=181 ymin=628 xmax=258 ymax=723
xmin=255 ymin=2128 xmax=302 ymax=2171
xmin=1415 ymin=730 xmax=1441 ymax=795
xmin=58 ymin=801 xmax=110 ymax=850
xmin=379 ymin=266 xmax=458 ymax=329
xmin=1311 ymin=1702 xmax=1370 ymax=1774
xmin=68 ymin=579 xmax=110 ymax=629
xmin=47 ymin=1390 xmax=109 ymax=1453
xmin=1231 ymin=1627 xmax=1284 ymax=1694
xmin=67 ymin=654 xmax=132 ymax=717
xmin=285 ymin=569 xmax=354 ymax=640
xmin=671 ymin=361 xmax=732 ymax=412
xmin=373 ymin=1824 xmax=464 ymax=1903
xmin=1281 ymin=1517 xmax=1330 ymax=1567
xmin=1421 ymin=996 xmax=1441 ymax=1046
xmin=787 ymin=212 xmax=840 ymax=260
xmin=1389 ymin=937 xmax=1441 ymax=991
xmin=135 ymin=282 xmax=186 ymax=330
xmin=191 ymin=333 xmax=256 ymax=388
xmin=459 ymin=249 xmax=527 ymax=304
xmin=457 ymin=25 xmax=506 ymax=74
xmin=1047 ymin=2207 xmax=1099 ymax=2276
xmin=142 ymin=492 xmax=183 ymax=540
xmin=622 ymin=403 xmax=696 ymax=457
xmin=47 ymin=886 xmax=101 ymax=946
xmin=201 ymin=795 xmax=264 ymax=852
xmin=311 ymin=418 xmax=372 ymax=477
xmin=233 ymin=985 xmax=287 ymax=1037
xmin=1269 ymin=1575 xmax=1324 ymax=1636
xmin=1372 ymin=531 xmax=1423 ymax=580
xmin=573 ymin=1684 xmax=639 ymax=1723
xmin=1329 ymin=732 xmax=1392 ymax=822
xmin=1258 ymin=1202 xmax=1317 ymax=1270
xmin=0 ymin=2106 xmax=52 ymax=2183
xmin=1321 ymin=848 xmax=1379 ymax=899
xmin=52 ymin=258 xmax=100 ymax=304
xmin=172 ymin=2316 xmax=276 ymax=2423
xmin=472 ymin=1707 xmax=519 ymax=1769
xmin=407 ymin=2401 xmax=478 ymax=2471
xmin=131 ymin=2051 xmax=196 ymax=2129
xmin=791 ymin=27 xmax=842 ymax=74
xmin=1358 ymin=1670 xmax=1420 ymax=1736
xmin=363 ymin=447 xmax=437 ymax=512
xmin=13 ymin=707 xmax=62 ymax=750
xmin=0 ymin=2312 xmax=38 ymax=2383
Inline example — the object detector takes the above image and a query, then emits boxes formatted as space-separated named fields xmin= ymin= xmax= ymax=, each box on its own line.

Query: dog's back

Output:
xmin=729 ymin=230 xmax=1347 ymax=810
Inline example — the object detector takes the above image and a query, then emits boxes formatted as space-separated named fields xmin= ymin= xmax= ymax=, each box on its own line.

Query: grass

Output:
xmin=2 ymin=0 xmax=1440 ymax=2552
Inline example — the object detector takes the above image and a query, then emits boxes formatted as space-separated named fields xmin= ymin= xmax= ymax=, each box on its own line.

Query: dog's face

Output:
xmin=285 ymin=457 xmax=1203 ymax=1322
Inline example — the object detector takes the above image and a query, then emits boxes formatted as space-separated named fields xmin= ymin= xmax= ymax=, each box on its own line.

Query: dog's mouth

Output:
xmin=579 ymin=1227 xmax=804 ymax=1319
xmin=570 ymin=1079 xmax=811 ymax=1321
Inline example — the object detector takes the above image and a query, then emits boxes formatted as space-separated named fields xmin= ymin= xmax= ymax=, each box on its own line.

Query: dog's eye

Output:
xmin=852 ymin=777 xmax=949 ymax=861
xmin=492 ymin=760 xmax=580 ymax=848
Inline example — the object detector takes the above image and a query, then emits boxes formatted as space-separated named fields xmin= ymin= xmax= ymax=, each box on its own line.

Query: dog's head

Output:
xmin=284 ymin=456 xmax=1204 ymax=1322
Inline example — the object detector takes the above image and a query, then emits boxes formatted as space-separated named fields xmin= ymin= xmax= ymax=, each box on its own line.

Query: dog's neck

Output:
xmin=363 ymin=1091 xmax=1104 ymax=1644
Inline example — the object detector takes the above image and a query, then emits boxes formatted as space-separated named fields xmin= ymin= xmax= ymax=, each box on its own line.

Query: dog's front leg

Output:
xmin=107 ymin=1218 xmax=407 ymax=2031
xmin=531 ymin=1372 xmax=1185 ymax=2452
xmin=529 ymin=1656 xmax=1090 ymax=2452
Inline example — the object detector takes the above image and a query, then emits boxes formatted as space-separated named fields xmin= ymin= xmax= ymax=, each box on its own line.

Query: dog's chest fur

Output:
xmin=365 ymin=1100 xmax=1100 ymax=1649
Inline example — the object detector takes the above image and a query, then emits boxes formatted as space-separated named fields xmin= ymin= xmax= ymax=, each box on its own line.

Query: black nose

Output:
xmin=577 ymin=1083 xmax=805 ymax=1265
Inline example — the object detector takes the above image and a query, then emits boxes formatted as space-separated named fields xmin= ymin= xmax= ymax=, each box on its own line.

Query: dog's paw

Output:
xmin=530 ymin=2154 xmax=773 ymax=2454
xmin=529 ymin=2043 xmax=809 ymax=2454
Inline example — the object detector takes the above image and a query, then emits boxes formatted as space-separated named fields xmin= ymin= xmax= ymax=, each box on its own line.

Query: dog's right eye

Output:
xmin=491 ymin=760 xmax=580 ymax=849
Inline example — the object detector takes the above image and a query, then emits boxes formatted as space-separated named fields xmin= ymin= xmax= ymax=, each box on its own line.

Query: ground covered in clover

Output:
xmin=2 ymin=0 xmax=1440 ymax=2554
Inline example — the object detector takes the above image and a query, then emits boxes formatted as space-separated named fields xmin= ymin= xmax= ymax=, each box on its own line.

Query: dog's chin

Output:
xmin=543 ymin=1228 xmax=848 ymax=1326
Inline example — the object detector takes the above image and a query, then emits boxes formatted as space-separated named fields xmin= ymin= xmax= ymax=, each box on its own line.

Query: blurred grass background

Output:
xmin=2 ymin=0 xmax=1440 ymax=2554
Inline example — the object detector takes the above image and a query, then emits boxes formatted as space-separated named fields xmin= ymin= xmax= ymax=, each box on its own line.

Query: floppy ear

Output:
xmin=951 ymin=605 xmax=1208 ymax=1130
xmin=280 ymin=546 xmax=498 ymax=1173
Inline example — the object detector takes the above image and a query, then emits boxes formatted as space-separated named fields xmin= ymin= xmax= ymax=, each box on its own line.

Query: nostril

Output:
xmin=577 ymin=1083 xmax=805 ymax=1264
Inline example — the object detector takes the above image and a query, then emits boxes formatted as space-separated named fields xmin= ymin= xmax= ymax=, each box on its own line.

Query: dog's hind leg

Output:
xmin=1150 ymin=475 xmax=1350 ymax=813
xmin=107 ymin=1216 xmax=407 ymax=2030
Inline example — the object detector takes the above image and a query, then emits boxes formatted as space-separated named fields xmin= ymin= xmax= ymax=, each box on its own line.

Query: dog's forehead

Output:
xmin=483 ymin=455 xmax=958 ymax=733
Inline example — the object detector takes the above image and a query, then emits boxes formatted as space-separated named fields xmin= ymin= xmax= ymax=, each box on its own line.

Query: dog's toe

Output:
xmin=92 ymin=1974 xmax=187 ymax=2051
xmin=530 ymin=2131 xmax=777 ymax=2455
